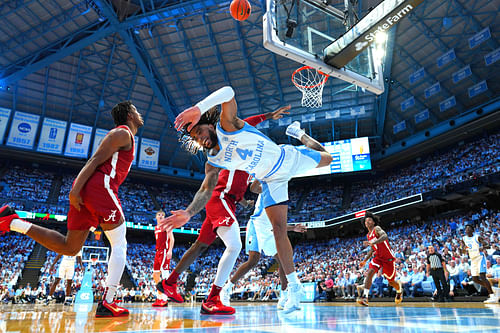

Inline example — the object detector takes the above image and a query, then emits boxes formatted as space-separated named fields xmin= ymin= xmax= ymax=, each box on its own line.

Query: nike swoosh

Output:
xmin=106 ymin=303 xmax=122 ymax=312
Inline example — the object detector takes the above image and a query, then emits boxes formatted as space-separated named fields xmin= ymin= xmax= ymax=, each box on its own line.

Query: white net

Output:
xmin=292 ymin=66 xmax=329 ymax=108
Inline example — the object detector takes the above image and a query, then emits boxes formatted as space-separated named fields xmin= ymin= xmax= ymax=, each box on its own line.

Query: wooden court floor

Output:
xmin=0 ymin=301 xmax=499 ymax=332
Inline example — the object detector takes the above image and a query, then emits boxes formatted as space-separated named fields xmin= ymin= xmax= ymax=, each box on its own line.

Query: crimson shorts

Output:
xmin=369 ymin=257 xmax=396 ymax=281
xmin=153 ymin=249 xmax=171 ymax=272
xmin=197 ymin=195 xmax=237 ymax=245
xmin=67 ymin=176 xmax=124 ymax=231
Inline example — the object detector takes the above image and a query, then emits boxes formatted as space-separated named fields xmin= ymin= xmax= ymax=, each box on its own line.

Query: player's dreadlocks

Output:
xmin=178 ymin=106 xmax=221 ymax=154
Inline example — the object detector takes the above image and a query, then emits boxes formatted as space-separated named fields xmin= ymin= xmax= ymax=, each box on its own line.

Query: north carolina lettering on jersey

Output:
xmin=245 ymin=140 xmax=265 ymax=173
xmin=224 ymin=140 xmax=239 ymax=163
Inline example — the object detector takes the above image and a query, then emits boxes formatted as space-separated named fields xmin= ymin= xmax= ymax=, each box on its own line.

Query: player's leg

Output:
xmin=95 ymin=219 xmax=129 ymax=317
xmin=152 ymin=250 xmax=168 ymax=306
xmin=275 ymin=255 xmax=289 ymax=310
xmin=357 ymin=268 xmax=376 ymax=306
xmin=48 ymin=277 xmax=61 ymax=298
xmin=229 ymin=251 xmax=261 ymax=285
xmin=285 ymin=121 xmax=332 ymax=166
xmin=201 ymin=223 xmax=241 ymax=315
xmin=64 ymin=279 xmax=73 ymax=305
xmin=0 ymin=206 xmax=89 ymax=255
xmin=265 ymin=204 xmax=303 ymax=313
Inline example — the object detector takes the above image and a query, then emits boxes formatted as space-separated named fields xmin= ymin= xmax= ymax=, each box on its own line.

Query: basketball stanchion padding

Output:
xmin=74 ymin=257 xmax=97 ymax=310
xmin=292 ymin=66 xmax=329 ymax=108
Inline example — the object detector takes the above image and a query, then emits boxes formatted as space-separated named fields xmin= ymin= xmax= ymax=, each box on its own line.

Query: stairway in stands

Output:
xmin=17 ymin=243 xmax=47 ymax=288
xmin=121 ymin=267 xmax=136 ymax=289
xmin=47 ymin=175 xmax=63 ymax=204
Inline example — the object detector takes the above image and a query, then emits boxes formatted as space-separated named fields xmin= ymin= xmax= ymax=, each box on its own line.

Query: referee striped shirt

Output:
xmin=427 ymin=253 xmax=444 ymax=269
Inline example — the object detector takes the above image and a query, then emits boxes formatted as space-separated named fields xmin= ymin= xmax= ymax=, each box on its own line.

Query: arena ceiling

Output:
xmin=0 ymin=0 xmax=499 ymax=174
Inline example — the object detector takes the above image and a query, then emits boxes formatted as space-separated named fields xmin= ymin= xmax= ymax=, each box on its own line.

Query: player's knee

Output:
xmin=226 ymin=238 xmax=242 ymax=254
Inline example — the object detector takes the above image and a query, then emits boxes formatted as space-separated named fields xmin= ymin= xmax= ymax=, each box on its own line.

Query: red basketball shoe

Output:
xmin=200 ymin=295 xmax=235 ymax=315
xmin=156 ymin=281 xmax=184 ymax=303
xmin=0 ymin=205 xmax=18 ymax=235
xmin=95 ymin=300 xmax=129 ymax=317
xmin=152 ymin=298 xmax=168 ymax=307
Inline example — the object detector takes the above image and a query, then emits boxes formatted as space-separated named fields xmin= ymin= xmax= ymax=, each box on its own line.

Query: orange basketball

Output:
xmin=230 ymin=0 xmax=251 ymax=21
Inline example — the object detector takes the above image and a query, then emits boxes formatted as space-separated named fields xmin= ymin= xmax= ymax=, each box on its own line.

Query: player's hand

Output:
xmin=363 ymin=241 xmax=371 ymax=247
xmin=69 ymin=190 xmax=83 ymax=211
xmin=268 ymin=105 xmax=291 ymax=120
xmin=293 ymin=224 xmax=307 ymax=233
xmin=175 ymin=106 xmax=201 ymax=132
xmin=159 ymin=210 xmax=191 ymax=232
xmin=359 ymin=260 xmax=366 ymax=268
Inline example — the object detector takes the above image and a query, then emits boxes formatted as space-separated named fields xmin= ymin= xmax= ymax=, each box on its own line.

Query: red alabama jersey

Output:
xmin=155 ymin=226 xmax=170 ymax=252
xmin=212 ymin=169 xmax=252 ymax=203
xmin=367 ymin=228 xmax=395 ymax=261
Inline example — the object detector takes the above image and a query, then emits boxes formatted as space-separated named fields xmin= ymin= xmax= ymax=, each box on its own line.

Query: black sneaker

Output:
xmin=95 ymin=300 xmax=129 ymax=317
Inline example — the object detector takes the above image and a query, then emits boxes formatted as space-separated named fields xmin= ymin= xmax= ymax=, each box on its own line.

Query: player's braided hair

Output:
xmin=111 ymin=100 xmax=133 ymax=126
xmin=178 ymin=106 xmax=220 ymax=154
xmin=361 ymin=211 xmax=380 ymax=226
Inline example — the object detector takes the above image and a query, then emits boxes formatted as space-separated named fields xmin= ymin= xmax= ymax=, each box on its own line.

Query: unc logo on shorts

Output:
xmin=104 ymin=210 xmax=117 ymax=222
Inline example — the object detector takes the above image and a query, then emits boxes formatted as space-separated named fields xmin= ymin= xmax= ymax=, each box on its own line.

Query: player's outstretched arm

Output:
xmin=288 ymin=223 xmax=307 ymax=233
xmin=159 ymin=162 xmax=220 ymax=231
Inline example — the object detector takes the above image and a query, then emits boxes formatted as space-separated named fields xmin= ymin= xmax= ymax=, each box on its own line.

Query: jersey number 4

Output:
xmin=236 ymin=148 xmax=253 ymax=160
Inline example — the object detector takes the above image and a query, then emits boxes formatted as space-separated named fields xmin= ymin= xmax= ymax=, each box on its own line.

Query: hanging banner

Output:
xmin=325 ymin=110 xmax=340 ymax=119
xmin=409 ymin=67 xmax=426 ymax=84
xmin=0 ymin=107 xmax=11 ymax=145
xmin=484 ymin=47 xmax=500 ymax=66
xmin=437 ymin=49 xmax=455 ymax=68
xmin=414 ymin=109 xmax=429 ymax=124
xmin=400 ymin=96 xmax=415 ymax=112
xmin=425 ymin=82 xmax=441 ymax=99
xmin=439 ymin=96 xmax=456 ymax=112
xmin=302 ymin=113 xmax=316 ymax=122
xmin=37 ymin=117 xmax=67 ymax=154
xmin=393 ymin=120 xmax=406 ymax=134
xmin=452 ymin=65 xmax=472 ymax=84
xmin=256 ymin=122 xmax=270 ymax=129
xmin=138 ymin=138 xmax=159 ymax=170
xmin=468 ymin=80 xmax=488 ymax=98
xmin=64 ymin=123 xmax=93 ymax=158
xmin=468 ymin=27 xmax=490 ymax=49
xmin=278 ymin=118 xmax=292 ymax=126
xmin=6 ymin=111 xmax=40 ymax=149
xmin=349 ymin=106 xmax=366 ymax=117
xmin=91 ymin=128 xmax=108 ymax=157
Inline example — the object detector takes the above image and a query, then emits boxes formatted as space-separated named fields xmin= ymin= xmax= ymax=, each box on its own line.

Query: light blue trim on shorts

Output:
xmin=296 ymin=146 xmax=322 ymax=165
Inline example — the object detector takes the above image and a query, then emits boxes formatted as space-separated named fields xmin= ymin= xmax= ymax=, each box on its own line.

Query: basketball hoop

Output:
xmin=292 ymin=66 xmax=329 ymax=108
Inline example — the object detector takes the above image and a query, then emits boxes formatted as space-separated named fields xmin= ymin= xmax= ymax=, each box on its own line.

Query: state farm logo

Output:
xmin=144 ymin=147 xmax=155 ymax=156
xmin=355 ymin=41 xmax=369 ymax=51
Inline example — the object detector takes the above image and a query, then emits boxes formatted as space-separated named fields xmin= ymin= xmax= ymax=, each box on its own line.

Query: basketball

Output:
xmin=230 ymin=0 xmax=251 ymax=21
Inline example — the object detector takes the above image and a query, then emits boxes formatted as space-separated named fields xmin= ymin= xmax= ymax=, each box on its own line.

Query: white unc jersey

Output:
xmin=207 ymin=122 xmax=283 ymax=180
xmin=463 ymin=234 xmax=481 ymax=259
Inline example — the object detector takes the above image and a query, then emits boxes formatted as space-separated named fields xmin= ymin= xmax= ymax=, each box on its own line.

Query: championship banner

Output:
xmin=138 ymin=138 xmax=159 ymax=170
xmin=0 ymin=107 xmax=11 ymax=145
xmin=6 ymin=111 xmax=40 ymax=149
xmin=64 ymin=123 xmax=93 ymax=158
xmin=90 ymin=128 xmax=108 ymax=157
xmin=37 ymin=117 xmax=67 ymax=154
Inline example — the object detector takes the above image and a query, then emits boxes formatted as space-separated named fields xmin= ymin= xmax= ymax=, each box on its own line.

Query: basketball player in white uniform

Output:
xmin=220 ymin=185 xmax=307 ymax=309
xmin=161 ymin=85 xmax=332 ymax=313
xmin=461 ymin=224 xmax=497 ymax=303
xmin=47 ymin=251 xmax=83 ymax=305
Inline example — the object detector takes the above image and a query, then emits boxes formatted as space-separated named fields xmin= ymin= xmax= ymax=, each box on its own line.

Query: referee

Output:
xmin=426 ymin=245 xmax=450 ymax=302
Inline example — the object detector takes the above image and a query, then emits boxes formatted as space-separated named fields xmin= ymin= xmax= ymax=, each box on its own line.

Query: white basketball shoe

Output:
xmin=277 ymin=289 xmax=288 ymax=310
xmin=220 ymin=282 xmax=232 ymax=306
xmin=282 ymin=283 xmax=304 ymax=314
xmin=285 ymin=121 xmax=305 ymax=140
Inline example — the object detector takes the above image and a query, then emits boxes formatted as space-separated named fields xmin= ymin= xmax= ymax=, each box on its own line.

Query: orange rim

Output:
xmin=291 ymin=66 xmax=329 ymax=89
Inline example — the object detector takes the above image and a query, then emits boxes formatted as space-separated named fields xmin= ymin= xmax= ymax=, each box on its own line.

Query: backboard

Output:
xmin=263 ymin=0 xmax=385 ymax=94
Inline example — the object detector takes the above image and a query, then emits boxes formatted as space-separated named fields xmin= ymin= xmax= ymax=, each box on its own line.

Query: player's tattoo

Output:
xmin=301 ymin=134 xmax=327 ymax=152
xmin=186 ymin=166 xmax=219 ymax=216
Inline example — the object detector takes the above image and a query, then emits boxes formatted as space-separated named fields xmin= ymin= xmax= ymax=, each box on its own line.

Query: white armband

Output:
xmin=195 ymin=86 xmax=235 ymax=114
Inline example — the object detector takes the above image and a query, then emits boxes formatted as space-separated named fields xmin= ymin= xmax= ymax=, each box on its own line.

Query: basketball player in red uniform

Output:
xmin=357 ymin=211 xmax=403 ymax=306
xmin=157 ymin=106 xmax=290 ymax=315
xmin=0 ymin=101 xmax=143 ymax=317
xmin=152 ymin=210 xmax=174 ymax=307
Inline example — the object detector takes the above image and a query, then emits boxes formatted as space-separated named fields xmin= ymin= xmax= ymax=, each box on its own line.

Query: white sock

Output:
xmin=10 ymin=219 xmax=32 ymax=234
xmin=225 ymin=281 xmax=234 ymax=290
xmin=493 ymin=287 xmax=500 ymax=297
xmin=214 ymin=223 xmax=242 ymax=287
xmin=104 ymin=223 xmax=127 ymax=303
xmin=286 ymin=272 xmax=300 ymax=285
xmin=363 ymin=288 xmax=369 ymax=298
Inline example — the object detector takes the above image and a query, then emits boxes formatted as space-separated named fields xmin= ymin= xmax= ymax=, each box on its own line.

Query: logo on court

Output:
xmin=104 ymin=210 xmax=117 ymax=222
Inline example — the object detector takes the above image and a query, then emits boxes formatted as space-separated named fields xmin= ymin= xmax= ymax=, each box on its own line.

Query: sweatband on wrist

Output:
xmin=195 ymin=86 xmax=235 ymax=114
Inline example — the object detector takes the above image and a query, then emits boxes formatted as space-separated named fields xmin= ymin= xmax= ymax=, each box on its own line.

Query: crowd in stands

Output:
xmin=0 ymin=234 xmax=35 ymax=297
xmin=0 ymin=165 xmax=54 ymax=203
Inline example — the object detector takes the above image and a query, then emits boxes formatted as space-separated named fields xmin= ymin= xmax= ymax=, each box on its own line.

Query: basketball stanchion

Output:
xmin=74 ymin=257 xmax=97 ymax=312
xmin=292 ymin=66 xmax=329 ymax=108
